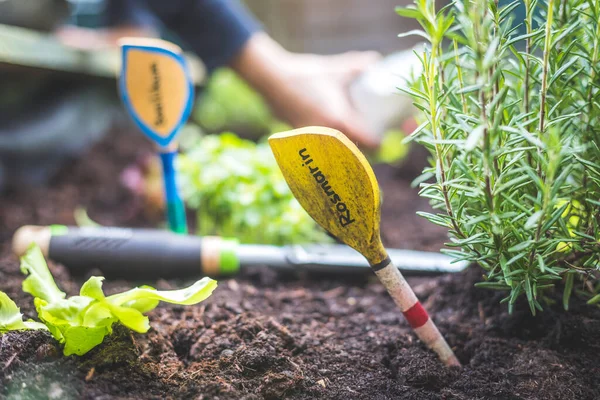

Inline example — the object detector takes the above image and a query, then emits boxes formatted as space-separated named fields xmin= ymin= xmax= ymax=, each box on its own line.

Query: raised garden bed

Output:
xmin=1 ymin=130 xmax=599 ymax=399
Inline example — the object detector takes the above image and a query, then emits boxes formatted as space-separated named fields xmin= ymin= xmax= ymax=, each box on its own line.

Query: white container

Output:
xmin=350 ymin=46 xmax=424 ymax=137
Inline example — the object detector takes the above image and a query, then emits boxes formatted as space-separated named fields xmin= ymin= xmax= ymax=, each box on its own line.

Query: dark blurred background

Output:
xmin=0 ymin=0 xmax=420 ymax=190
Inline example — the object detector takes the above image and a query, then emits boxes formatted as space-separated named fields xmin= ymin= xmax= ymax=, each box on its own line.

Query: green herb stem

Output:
xmin=586 ymin=1 xmax=600 ymax=116
xmin=524 ymin=0 xmax=532 ymax=120
xmin=454 ymin=39 xmax=467 ymax=114
xmin=538 ymin=0 xmax=555 ymax=138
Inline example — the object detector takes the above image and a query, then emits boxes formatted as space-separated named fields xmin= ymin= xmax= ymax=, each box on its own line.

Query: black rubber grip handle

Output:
xmin=49 ymin=227 xmax=202 ymax=279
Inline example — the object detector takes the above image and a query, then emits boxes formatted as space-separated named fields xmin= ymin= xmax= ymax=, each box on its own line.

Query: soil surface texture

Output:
xmin=1 ymin=131 xmax=599 ymax=399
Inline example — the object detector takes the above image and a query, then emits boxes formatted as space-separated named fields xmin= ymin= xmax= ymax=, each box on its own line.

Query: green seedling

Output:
xmin=177 ymin=132 xmax=332 ymax=245
xmin=9 ymin=245 xmax=217 ymax=356
xmin=73 ymin=207 xmax=101 ymax=227
xmin=0 ymin=291 xmax=46 ymax=333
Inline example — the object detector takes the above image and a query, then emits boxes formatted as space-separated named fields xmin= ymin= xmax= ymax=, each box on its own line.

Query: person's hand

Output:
xmin=231 ymin=33 xmax=382 ymax=149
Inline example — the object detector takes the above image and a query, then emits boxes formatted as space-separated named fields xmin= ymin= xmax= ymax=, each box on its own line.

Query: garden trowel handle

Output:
xmin=12 ymin=225 xmax=239 ymax=278
xmin=12 ymin=226 xmax=466 ymax=280
xmin=371 ymin=255 xmax=460 ymax=367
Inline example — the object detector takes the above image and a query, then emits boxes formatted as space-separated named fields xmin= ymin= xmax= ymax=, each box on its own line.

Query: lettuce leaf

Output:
xmin=0 ymin=291 xmax=47 ymax=332
xmin=107 ymin=278 xmax=217 ymax=307
xmin=20 ymin=245 xmax=66 ymax=303
xmin=20 ymin=245 xmax=217 ymax=356
xmin=177 ymin=132 xmax=333 ymax=245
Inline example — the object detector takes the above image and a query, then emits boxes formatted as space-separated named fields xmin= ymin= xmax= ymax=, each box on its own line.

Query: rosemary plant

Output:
xmin=397 ymin=0 xmax=600 ymax=313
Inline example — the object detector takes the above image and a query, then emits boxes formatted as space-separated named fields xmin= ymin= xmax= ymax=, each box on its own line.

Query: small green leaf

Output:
xmin=508 ymin=240 xmax=534 ymax=252
xmin=465 ymin=125 xmax=485 ymax=151
xmin=525 ymin=276 xmax=535 ymax=315
xmin=0 ymin=291 xmax=26 ymax=331
xmin=474 ymin=282 xmax=511 ymax=290
xmin=62 ymin=326 xmax=108 ymax=356
xmin=82 ymin=302 xmax=115 ymax=329
xmin=499 ymin=257 xmax=513 ymax=286
xmin=107 ymin=278 xmax=218 ymax=308
xmin=106 ymin=304 xmax=149 ymax=333
xmin=398 ymin=30 xmax=431 ymax=41
xmin=588 ymin=294 xmax=600 ymax=305
xmin=395 ymin=7 xmax=423 ymax=19
xmin=506 ymin=252 xmax=526 ymax=266
xmin=537 ymin=254 xmax=546 ymax=273
xmin=74 ymin=207 xmax=101 ymax=227
xmin=20 ymin=245 xmax=66 ymax=303
xmin=542 ymin=202 xmax=570 ymax=232
xmin=563 ymin=273 xmax=575 ymax=310
xmin=525 ymin=211 xmax=543 ymax=229
xmin=0 ymin=291 xmax=46 ymax=332
xmin=80 ymin=277 xmax=106 ymax=300
xmin=482 ymin=38 xmax=500 ymax=68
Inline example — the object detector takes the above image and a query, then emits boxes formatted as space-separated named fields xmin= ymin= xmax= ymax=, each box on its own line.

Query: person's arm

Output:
xmin=230 ymin=33 xmax=381 ymax=149
xmin=57 ymin=0 xmax=380 ymax=148
xmin=143 ymin=0 xmax=382 ymax=148
xmin=141 ymin=0 xmax=260 ymax=73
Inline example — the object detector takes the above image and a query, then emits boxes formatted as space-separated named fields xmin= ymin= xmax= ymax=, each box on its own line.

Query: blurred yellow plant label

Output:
xmin=119 ymin=38 xmax=194 ymax=147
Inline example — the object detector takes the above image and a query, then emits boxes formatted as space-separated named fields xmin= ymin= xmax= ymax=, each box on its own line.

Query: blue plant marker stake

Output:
xmin=159 ymin=149 xmax=187 ymax=233
xmin=118 ymin=38 xmax=194 ymax=234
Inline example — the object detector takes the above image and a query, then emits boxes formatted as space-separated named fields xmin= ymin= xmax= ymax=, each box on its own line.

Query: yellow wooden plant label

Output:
xmin=269 ymin=127 xmax=387 ymax=264
xmin=119 ymin=38 xmax=193 ymax=147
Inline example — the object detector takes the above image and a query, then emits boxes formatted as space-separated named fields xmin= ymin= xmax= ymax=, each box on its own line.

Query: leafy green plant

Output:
xmin=398 ymin=0 xmax=600 ymax=313
xmin=8 ymin=245 xmax=217 ymax=355
xmin=73 ymin=207 xmax=101 ymax=227
xmin=178 ymin=132 xmax=332 ymax=245
xmin=0 ymin=291 xmax=46 ymax=333
xmin=194 ymin=68 xmax=275 ymax=137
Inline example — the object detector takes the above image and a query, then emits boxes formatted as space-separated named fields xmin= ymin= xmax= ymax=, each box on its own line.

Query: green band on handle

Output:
xmin=50 ymin=225 xmax=68 ymax=236
xmin=219 ymin=238 xmax=240 ymax=275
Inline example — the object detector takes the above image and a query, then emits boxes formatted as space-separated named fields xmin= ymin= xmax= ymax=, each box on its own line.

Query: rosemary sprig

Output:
xmin=397 ymin=0 xmax=600 ymax=313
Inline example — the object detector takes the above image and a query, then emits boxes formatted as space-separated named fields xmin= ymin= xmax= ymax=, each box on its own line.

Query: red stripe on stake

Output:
xmin=403 ymin=301 xmax=429 ymax=328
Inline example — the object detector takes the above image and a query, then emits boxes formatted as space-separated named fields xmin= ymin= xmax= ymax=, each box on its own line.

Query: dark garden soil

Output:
xmin=1 ymin=130 xmax=599 ymax=400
